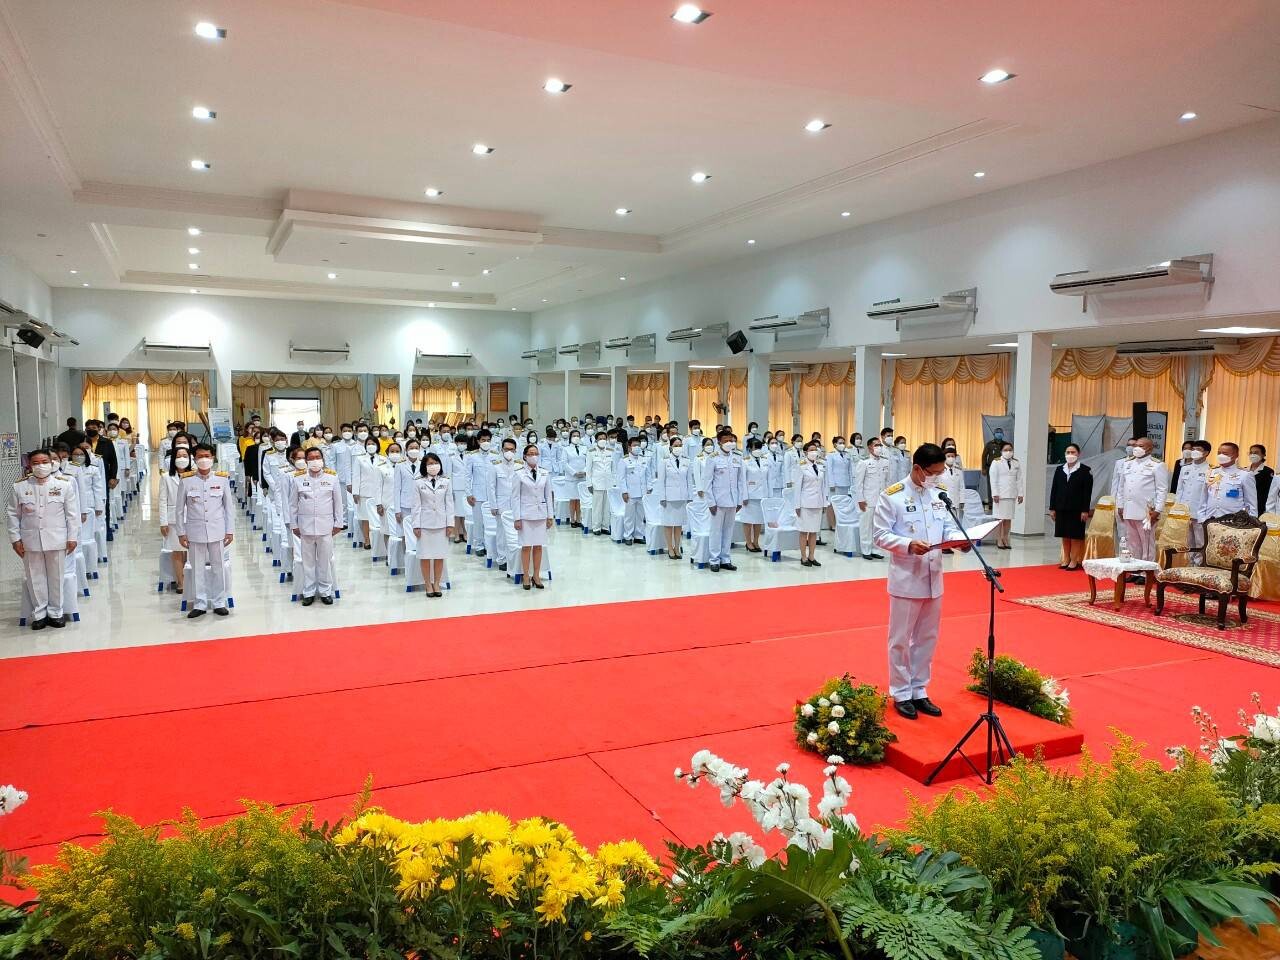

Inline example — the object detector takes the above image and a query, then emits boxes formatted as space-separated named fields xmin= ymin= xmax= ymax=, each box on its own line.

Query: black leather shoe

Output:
xmin=870 ymin=552 xmax=885 ymax=560
xmin=321 ymin=595 xmax=334 ymax=605
xmin=187 ymin=608 xmax=206 ymax=619
xmin=720 ymin=562 xmax=737 ymax=571
xmin=894 ymin=700 xmax=918 ymax=721
xmin=801 ymin=559 xmax=813 ymax=567
xmin=498 ymin=562 xmax=507 ymax=572
xmin=523 ymin=582 xmax=532 ymax=590
xmin=816 ymin=538 xmax=826 ymax=546
xmin=301 ymin=596 xmax=315 ymax=606
xmin=912 ymin=698 xmax=943 ymax=717
xmin=31 ymin=618 xmax=47 ymax=631
xmin=809 ymin=559 xmax=822 ymax=567
xmin=47 ymin=615 xmax=65 ymax=628
xmin=213 ymin=607 xmax=229 ymax=616
xmin=475 ymin=548 xmax=487 ymax=557
xmin=709 ymin=563 xmax=721 ymax=572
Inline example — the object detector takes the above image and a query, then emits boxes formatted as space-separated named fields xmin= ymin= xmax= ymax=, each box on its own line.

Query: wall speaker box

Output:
xmin=16 ymin=328 xmax=45 ymax=348
xmin=725 ymin=330 xmax=749 ymax=354
xmin=1132 ymin=402 xmax=1147 ymax=439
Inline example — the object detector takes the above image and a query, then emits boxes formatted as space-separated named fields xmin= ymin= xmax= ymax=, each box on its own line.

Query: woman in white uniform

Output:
xmin=740 ymin=439 xmax=769 ymax=553
xmin=159 ymin=446 xmax=188 ymax=592
xmin=381 ymin=441 xmax=404 ymax=556
xmin=940 ymin=437 xmax=965 ymax=470
xmin=988 ymin=440 xmax=1024 ymax=549
xmin=352 ymin=436 xmax=386 ymax=549
xmin=511 ymin=444 xmax=553 ymax=590
xmin=658 ymin=438 xmax=693 ymax=559
xmin=448 ymin=437 xmax=471 ymax=544
xmin=411 ymin=452 xmax=452 ymax=598
xmin=563 ymin=430 xmax=589 ymax=529
xmin=794 ymin=441 xmax=826 ymax=567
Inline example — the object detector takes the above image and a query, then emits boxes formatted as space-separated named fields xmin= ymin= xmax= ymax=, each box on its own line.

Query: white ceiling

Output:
xmin=1 ymin=0 xmax=1279 ymax=312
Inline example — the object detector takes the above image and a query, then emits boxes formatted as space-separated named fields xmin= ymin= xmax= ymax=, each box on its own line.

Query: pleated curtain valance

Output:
xmin=627 ymin=372 xmax=667 ymax=391
xmin=728 ymin=369 xmax=748 ymax=388
xmin=231 ymin=372 xmax=361 ymax=390
xmin=688 ymin=370 xmax=723 ymax=390
xmin=893 ymin=353 xmax=1010 ymax=401
xmin=801 ymin=361 xmax=855 ymax=387
xmin=1203 ymin=336 xmax=1280 ymax=389
xmin=769 ymin=372 xmax=790 ymax=388
xmin=83 ymin=370 xmax=205 ymax=387
xmin=412 ymin=376 xmax=472 ymax=391
xmin=1051 ymin=347 xmax=1189 ymax=400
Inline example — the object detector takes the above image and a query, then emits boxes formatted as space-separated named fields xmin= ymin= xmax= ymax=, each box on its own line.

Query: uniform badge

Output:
xmin=905 ymin=504 xmax=917 ymax=512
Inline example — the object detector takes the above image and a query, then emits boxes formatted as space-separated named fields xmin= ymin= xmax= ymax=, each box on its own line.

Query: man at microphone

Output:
xmin=873 ymin=443 xmax=970 ymax=720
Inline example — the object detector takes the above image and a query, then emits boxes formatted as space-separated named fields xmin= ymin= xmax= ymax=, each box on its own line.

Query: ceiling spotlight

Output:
xmin=690 ymin=171 xmax=710 ymax=183
xmin=472 ymin=143 xmax=494 ymax=155
xmin=424 ymin=187 xmax=443 ymax=198
xmin=973 ymin=170 xmax=986 ymax=178
xmin=881 ymin=352 xmax=906 ymax=358
xmin=543 ymin=77 xmax=572 ymax=94
xmin=192 ymin=106 xmax=216 ymax=120
xmin=618 ymin=276 xmax=627 ymax=281
xmin=615 ymin=207 xmax=632 ymax=216
xmin=805 ymin=119 xmax=831 ymax=133
xmin=511 ymin=307 xmax=517 ymax=311
xmin=672 ymin=4 xmax=711 ymax=24
xmin=482 ymin=268 xmax=491 ymax=275
xmin=1180 ymin=111 xmax=1198 ymax=121
xmin=69 ymin=269 xmax=77 ymax=274
xmin=542 ymin=298 xmax=549 ymax=303
xmin=1200 ymin=325 xmax=1279 ymax=335
xmin=190 ymin=288 xmax=198 ymax=293
xmin=194 ymin=21 xmax=226 ymax=39
xmin=187 ymin=247 xmax=200 ymax=255
xmin=451 ymin=280 xmax=461 ymax=287
xmin=746 ymin=239 xmax=756 ymax=245
xmin=188 ymin=226 xmax=201 ymax=236
xmin=840 ymin=211 xmax=851 ymax=217
xmin=190 ymin=159 xmax=210 ymax=170
xmin=188 ymin=263 xmax=200 ymax=270
xmin=82 ymin=282 xmax=89 ymax=287
xmin=979 ymin=68 xmax=1014 ymax=84
xmin=327 ymin=272 xmax=337 ymax=279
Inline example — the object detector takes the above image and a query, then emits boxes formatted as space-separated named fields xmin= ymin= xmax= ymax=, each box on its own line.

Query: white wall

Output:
xmin=530 ymin=119 xmax=1280 ymax=360
xmin=0 ymin=254 xmax=51 ymax=321
xmin=52 ymin=289 xmax=532 ymax=418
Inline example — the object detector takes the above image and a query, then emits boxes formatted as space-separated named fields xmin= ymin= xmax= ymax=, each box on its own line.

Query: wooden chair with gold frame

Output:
xmin=1155 ymin=510 xmax=1267 ymax=629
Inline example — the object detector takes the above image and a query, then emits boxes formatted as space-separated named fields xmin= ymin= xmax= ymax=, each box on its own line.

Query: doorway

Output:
xmin=269 ymin=397 xmax=320 ymax=436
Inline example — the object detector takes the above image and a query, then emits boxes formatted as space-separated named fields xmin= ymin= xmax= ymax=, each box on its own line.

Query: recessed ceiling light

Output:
xmin=451 ymin=280 xmax=461 ymax=287
xmin=615 ymin=207 xmax=631 ymax=216
xmin=188 ymin=263 xmax=200 ymax=270
xmin=746 ymin=239 xmax=755 ymax=245
xmin=82 ymin=282 xmax=89 ymax=287
xmin=187 ymin=247 xmax=200 ymax=255
xmin=840 ymin=211 xmax=851 ymax=217
xmin=690 ymin=171 xmax=710 ymax=183
xmin=194 ymin=21 xmax=226 ymax=39
xmin=618 ymin=276 xmax=627 ymax=281
xmin=190 ymin=288 xmax=198 ymax=293
xmin=805 ymin=119 xmax=831 ymax=133
xmin=543 ymin=77 xmax=572 ymax=94
xmin=1199 ymin=326 xmax=1279 ymax=335
xmin=188 ymin=227 xmax=201 ymax=236
xmin=542 ymin=298 xmax=548 ymax=303
xmin=511 ymin=307 xmax=517 ymax=311
xmin=192 ymin=106 xmax=216 ymax=120
xmin=424 ymin=187 xmax=443 ymax=198
xmin=672 ymin=4 xmax=711 ymax=24
xmin=881 ymin=352 xmax=906 ymax=358
xmin=69 ymin=269 xmax=77 ymax=274
xmin=327 ymin=272 xmax=337 ymax=279
xmin=979 ymin=68 xmax=1014 ymax=84
xmin=428 ymin=302 xmax=436 ymax=308
xmin=190 ymin=159 xmax=210 ymax=170
xmin=988 ymin=342 xmax=1019 ymax=348
xmin=482 ymin=268 xmax=491 ymax=275
xmin=1180 ymin=111 xmax=1198 ymax=121
xmin=973 ymin=170 xmax=986 ymax=178
xmin=689 ymin=364 xmax=724 ymax=369
xmin=472 ymin=143 xmax=494 ymax=155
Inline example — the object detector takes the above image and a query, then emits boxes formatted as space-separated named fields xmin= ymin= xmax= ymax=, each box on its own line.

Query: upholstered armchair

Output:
xmin=1155 ymin=510 xmax=1267 ymax=629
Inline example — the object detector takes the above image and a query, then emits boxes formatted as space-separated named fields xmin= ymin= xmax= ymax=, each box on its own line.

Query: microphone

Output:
xmin=937 ymin=490 xmax=953 ymax=508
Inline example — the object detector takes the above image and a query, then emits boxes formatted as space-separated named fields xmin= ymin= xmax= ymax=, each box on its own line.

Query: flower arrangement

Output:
xmin=1180 ymin=694 xmax=1280 ymax=811
xmin=966 ymin=649 xmax=1072 ymax=725
xmin=793 ymin=674 xmax=897 ymax=764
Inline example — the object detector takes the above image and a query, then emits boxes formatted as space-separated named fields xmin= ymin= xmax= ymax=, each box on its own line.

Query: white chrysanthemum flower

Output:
xmin=817 ymin=794 xmax=845 ymax=819
xmin=806 ymin=731 xmax=819 ymax=744
xmin=830 ymin=705 xmax=846 ymax=719
xmin=829 ymin=691 xmax=842 ymax=704
xmin=1211 ymin=737 xmax=1240 ymax=770
xmin=827 ymin=720 xmax=840 ymax=735
xmin=823 ymin=764 xmax=837 ymax=777
xmin=776 ymin=762 xmax=790 ymax=774
xmin=827 ymin=755 xmax=844 ymax=765
xmin=1250 ymin=713 xmax=1280 ymax=744
xmin=800 ymin=703 xmax=816 ymax=717
xmin=0 ymin=784 xmax=27 ymax=816
xmin=674 ymin=767 xmax=683 ymax=779
xmin=818 ymin=697 xmax=830 ymax=708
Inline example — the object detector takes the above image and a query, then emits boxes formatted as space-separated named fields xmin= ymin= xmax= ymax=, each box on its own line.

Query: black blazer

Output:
xmin=1255 ymin=465 xmax=1275 ymax=513
xmin=1050 ymin=462 xmax=1094 ymax=515
xmin=243 ymin=442 xmax=261 ymax=482
xmin=1170 ymin=458 xmax=1183 ymax=494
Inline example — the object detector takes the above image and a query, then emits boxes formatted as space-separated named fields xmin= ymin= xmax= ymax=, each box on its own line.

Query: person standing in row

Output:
xmin=176 ymin=443 xmax=235 ymax=618
xmin=619 ymin=436 xmax=647 ymax=545
xmin=701 ymin=430 xmax=744 ymax=572
xmin=855 ymin=437 xmax=891 ymax=560
xmin=352 ymin=434 xmax=385 ymax=550
xmin=1049 ymin=442 xmax=1093 ymax=570
xmin=1247 ymin=444 xmax=1274 ymax=513
xmin=412 ymin=452 xmax=452 ymax=598
xmin=988 ymin=440 xmax=1026 ymax=550
xmin=490 ymin=437 xmax=522 ymax=571
xmin=512 ymin=444 xmax=553 ymax=590
xmin=159 ymin=445 xmax=190 ymax=592
xmin=739 ymin=439 xmax=769 ymax=554
xmin=658 ymin=437 xmax=692 ymax=559
xmin=1199 ymin=443 xmax=1256 ymax=521
xmin=586 ymin=431 xmax=615 ymax=536
xmin=467 ymin=429 xmax=496 ymax=557
xmin=290 ymin=447 xmax=343 ymax=606
xmin=794 ymin=440 xmax=826 ymax=567
xmin=1112 ymin=436 xmax=1168 ymax=561
xmin=8 ymin=449 xmax=79 ymax=630
xmin=1174 ymin=440 xmax=1212 ymax=547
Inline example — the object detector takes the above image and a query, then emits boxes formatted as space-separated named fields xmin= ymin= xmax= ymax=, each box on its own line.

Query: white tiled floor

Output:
xmin=0 ymin=471 xmax=1064 ymax=659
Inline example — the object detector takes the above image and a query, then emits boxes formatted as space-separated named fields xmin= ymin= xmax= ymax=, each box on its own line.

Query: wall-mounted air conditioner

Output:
xmin=603 ymin=333 xmax=657 ymax=355
xmin=578 ymin=341 xmax=601 ymax=365
xmin=143 ymin=338 xmax=212 ymax=356
xmin=289 ymin=341 xmax=350 ymax=361
xmin=748 ymin=309 xmax=830 ymax=333
xmin=665 ymin=322 xmax=728 ymax=345
xmin=415 ymin=350 xmax=471 ymax=364
xmin=1115 ymin=338 xmax=1236 ymax=358
xmin=867 ymin=289 xmax=976 ymax=341
xmin=558 ymin=343 xmax=580 ymax=356
xmin=1050 ymin=255 xmax=1213 ymax=306
xmin=769 ymin=363 xmax=812 ymax=374
xmin=521 ymin=348 xmax=555 ymax=361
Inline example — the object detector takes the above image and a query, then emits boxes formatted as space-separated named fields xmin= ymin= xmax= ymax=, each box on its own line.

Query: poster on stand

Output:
xmin=208 ymin=406 xmax=234 ymax=442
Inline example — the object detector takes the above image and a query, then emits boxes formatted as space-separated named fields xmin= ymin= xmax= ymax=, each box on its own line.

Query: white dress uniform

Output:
xmin=658 ymin=454 xmax=694 ymax=525
xmin=988 ymin=457 xmax=1026 ymax=521
xmin=511 ymin=464 xmax=553 ymax=547
xmin=1268 ymin=479 xmax=1280 ymax=516
xmin=700 ymin=449 xmax=746 ymax=566
xmin=793 ymin=458 xmax=827 ymax=532
xmin=175 ymin=468 xmax=235 ymax=612
xmin=826 ymin=448 xmax=854 ymax=497
xmin=352 ymin=450 xmax=386 ymax=526
xmin=619 ymin=454 xmax=648 ymax=540
xmin=159 ymin=471 xmax=183 ymax=551
xmin=937 ymin=463 xmax=966 ymax=524
xmin=766 ymin=448 xmax=786 ymax=499
xmin=1174 ymin=458 xmax=1211 ymax=547
xmin=448 ymin=448 xmax=471 ymax=522
xmin=490 ymin=455 xmax=522 ymax=563
xmin=563 ymin=441 xmax=588 ymax=504
xmin=412 ymin=473 xmax=452 ymax=559
xmin=586 ymin=444 xmax=616 ymax=533
xmin=1199 ymin=463 xmax=1257 ymax=521
xmin=468 ymin=446 xmax=497 ymax=548
xmin=8 ymin=471 xmax=79 ymax=622
xmin=289 ymin=466 xmax=344 ymax=599
xmin=1112 ymin=453 xmax=1169 ymax=561
xmin=855 ymin=454 xmax=893 ymax=558
xmin=873 ymin=477 xmax=964 ymax=703
xmin=741 ymin=451 xmax=770 ymax=524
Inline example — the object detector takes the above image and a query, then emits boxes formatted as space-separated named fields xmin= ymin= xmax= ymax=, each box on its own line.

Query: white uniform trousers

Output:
xmin=887 ymin=594 xmax=943 ymax=702
xmin=188 ymin=540 xmax=227 ymax=610
xmin=24 ymin=548 xmax=66 ymax=620
xmin=299 ymin=533 xmax=335 ymax=598
xmin=471 ymin=498 xmax=489 ymax=553
xmin=1120 ymin=517 xmax=1156 ymax=562
xmin=708 ymin=506 xmax=735 ymax=564
xmin=859 ymin=507 xmax=877 ymax=557
xmin=491 ymin=507 xmax=507 ymax=565
xmin=623 ymin=498 xmax=641 ymax=540
xmin=590 ymin=489 xmax=609 ymax=532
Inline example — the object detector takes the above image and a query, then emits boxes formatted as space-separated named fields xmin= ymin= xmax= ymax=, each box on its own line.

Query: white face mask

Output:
xmin=366 ymin=445 xmax=379 ymax=454
xmin=692 ymin=429 xmax=702 ymax=437
xmin=195 ymin=456 xmax=214 ymax=471
xmin=356 ymin=431 xmax=369 ymax=441
xmin=1132 ymin=447 xmax=1148 ymax=459
xmin=1001 ymin=449 xmax=1014 ymax=460
xmin=805 ymin=449 xmax=818 ymax=462
xmin=441 ymin=433 xmax=452 ymax=443
xmin=768 ymin=443 xmax=779 ymax=452
xmin=671 ymin=446 xmax=683 ymax=457
xmin=72 ymin=455 xmax=87 ymax=466
xmin=722 ymin=441 xmax=735 ymax=452
xmin=835 ymin=443 xmax=846 ymax=451
xmin=388 ymin=452 xmax=403 ymax=463
xmin=1125 ymin=445 xmax=1136 ymax=457
xmin=1190 ymin=450 xmax=1205 ymax=461
xmin=570 ymin=435 xmax=581 ymax=444
xmin=869 ymin=446 xmax=881 ymax=458
xmin=921 ymin=472 xmax=941 ymax=489
xmin=945 ymin=455 xmax=956 ymax=466
xmin=702 ymin=445 xmax=713 ymax=456
xmin=456 ymin=443 xmax=467 ymax=454
xmin=1250 ymin=453 xmax=1263 ymax=464
xmin=407 ymin=448 xmax=423 ymax=461
xmin=480 ymin=440 xmax=492 ymax=451
xmin=896 ymin=442 xmax=907 ymax=451
xmin=167 ymin=429 xmax=178 ymax=438
xmin=341 ymin=431 xmax=353 ymax=440
xmin=307 ymin=459 xmax=323 ymax=473
xmin=853 ymin=439 xmax=863 ymax=447
xmin=527 ymin=455 xmax=540 ymax=467
xmin=426 ymin=463 xmax=441 ymax=476
xmin=1065 ymin=453 xmax=1078 ymax=465
xmin=274 ymin=439 xmax=287 ymax=451
xmin=597 ymin=439 xmax=607 ymax=448
xmin=31 ymin=462 xmax=54 ymax=479
xmin=107 ymin=430 xmax=119 ymax=438
xmin=1217 ymin=453 xmax=1233 ymax=466
xmin=324 ymin=432 xmax=334 ymax=441
xmin=630 ymin=447 xmax=641 ymax=457
xmin=502 ymin=449 xmax=515 ymax=461
xmin=292 ymin=459 xmax=305 ymax=470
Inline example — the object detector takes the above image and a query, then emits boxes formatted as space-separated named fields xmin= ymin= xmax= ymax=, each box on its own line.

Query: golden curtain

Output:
xmin=1203 ymin=339 xmax=1280 ymax=454
xmin=798 ymin=362 xmax=855 ymax=442
xmin=413 ymin=377 xmax=474 ymax=418
xmin=727 ymin=369 xmax=748 ymax=437
xmin=627 ymin=373 xmax=669 ymax=421
xmin=373 ymin=375 xmax=401 ymax=428
xmin=230 ymin=372 xmax=362 ymax=429
xmin=82 ymin=370 xmax=211 ymax=446
xmin=1050 ymin=348 xmax=1188 ymax=463
xmin=688 ymin=369 xmax=722 ymax=430
xmin=769 ymin=373 xmax=793 ymax=434
xmin=892 ymin=354 xmax=1009 ymax=466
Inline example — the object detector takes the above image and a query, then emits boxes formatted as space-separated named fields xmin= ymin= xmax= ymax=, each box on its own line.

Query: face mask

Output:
xmin=406 ymin=430 xmax=417 ymax=437
xmin=722 ymin=441 xmax=735 ymax=452
xmin=528 ymin=435 xmax=538 ymax=445
xmin=297 ymin=426 xmax=305 ymax=433
xmin=527 ymin=455 xmax=540 ymax=466
xmin=570 ymin=435 xmax=580 ymax=444
xmin=299 ymin=458 xmax=320 ymax=475
xmin=869 ymin=446 xmax=881 ymax=458
xmin=1250 ymin=453 xmax=1263 ymax=464
xmin=31 ymin=462 xmax=54 ymax=478
xmin=921 ymin=473 xmax=941 ymax=489
xmin=407 ymin=448 xmax=423 ymax=461
xmin=853 ymin=439 xmax=863 ymax=447
xmin=107 ymin=430 xmax=119 ymax=438
xmin=502 ymin=449 xmax=515 ymax=461
xmin=702 ymin=446 xmax=713 ymax=455
xmin=167 ymin=429 xmax=178 ymax=438
xmin=671 ymin=446 xmax=683 ymax=457
xmin=480 ymin=440 xmax=492 ymax=451
xmin=292 ymin=458 xmax=305 ymax=470
xmin=441 ymin=433 xmax=452 ymax=443
xmin=597 ymin=439 xmax=607 ymax=448
xmin=640 ymin=439 xmax=648 ymax=448
xmin=805 ymin=450 xmax=818 ymax=462
xmin=768 ymin=443 xmax=779 ymax=453
xmin=341 ymin=431 xmax=353 ymax=440
xmin=1065 ymin=453 xmax=1078 ymax=465
xmin=195 ymin=456 xmax=214 ymax=471
xmin=456 ymin=443 xmax=467 ymax=454
xmin=323 ymin=432 xmax=334 ymax=441
xmin=692 ymin=429 xmax=702 ymax=437
xmin=835 ymin=443 xmax=846 ymax=451
xmin=1125 ymin=445 xmax=1136 ymax=457
xmin=793 ymin=441 xmax=803 ymax=450
xmin=1217 ymin=453 xmax=1233 ymax=466
xmin=366 ymin=445 xmax=379 ymax=454
xmin=426 ymin=463 xmax=441 ymax=476
xmin=630 ymin=447 xmax=641 ymax=457
xmin=1001 ymin=450 xmax=1013 ymax=460
xmin=388 ymin=452 xmax=403 ymax=463
xmin=380 ymin=430 xmax=389 ymax=438
xmin=1132 ymin=447 xmax=1148 ymax=459
xmin=72 ymin=455 xmax=86 ymax=466
xmin=1190 ymin=450 xmax=1205 ymax=461
xmin=896 ymin=442 xmax=907 ymax=451
xmin=993 ymin=434 xmax=1004 ymax=443
xmin=356 ymin=431 xmax=369 ymax=441
xmin=945 ymin=455 xmax=956 ymax=466
xmin=271 ymin=439 xmax=285 ymax=451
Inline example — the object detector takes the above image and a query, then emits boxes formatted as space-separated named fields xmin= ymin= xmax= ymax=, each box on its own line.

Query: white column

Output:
xmin=13 ymin=352 xmax=41 ymax=448
xmin=854 ymin=345 xmax=883 ymax=442
xmin=611 ymin=364 xmax=629 ymax=418
xmin=745 ymin=351 xmax=769 ymax=436
xmin=670 ymin=360 xmax=690 ymax=426
xmin=1012 ymin=331 xmax=1052 ymax=536
xmin=399 ymin=370 xmax=414 ymax=422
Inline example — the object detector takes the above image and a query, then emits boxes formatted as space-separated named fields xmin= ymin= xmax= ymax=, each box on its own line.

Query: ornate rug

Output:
xmin=1011 ymin=591 xmax=1280 ymax=668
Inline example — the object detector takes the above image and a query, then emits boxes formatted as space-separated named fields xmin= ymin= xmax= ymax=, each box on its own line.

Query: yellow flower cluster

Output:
xmin=334 ymin=810 xmax=661 ymax=924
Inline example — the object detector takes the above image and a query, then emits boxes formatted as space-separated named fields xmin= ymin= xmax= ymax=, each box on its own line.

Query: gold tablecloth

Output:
xmin=1250 ymin=516 xmax=1280 ymax=601
xmin=1083 ymin=501 xmax=1115 ymax=561
xmin=1155 ymin=505 xmax=1192 ymax=569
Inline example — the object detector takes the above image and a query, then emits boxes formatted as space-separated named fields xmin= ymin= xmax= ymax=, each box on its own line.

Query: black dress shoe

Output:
xmin=475 ymin=548 xmax=487 ymax=557
xmin=213 ymin=607 xmax=229 ymax=616
xmin=870 ymin=552 xmax=885 ymax=560
xmin=363 ymin=543 xmax=372 ymax=550
xmin=801 ymin=559 xmax=812 ymax=567
xmin=623 ymin=539 xmax=633 ymax=546
xmin=301 ymin=596 xmax=315 ymax=606
xmin=709 ymin=563 xmax=721 ymax=572
xmin=47 ymin=615 xmax=65 ymax=628
xmin=321 ymin=595 xmax=334 ymax=605
xmin=523 ymin=582 xmax=532 ymax=591
xmin=721 ymin=562 xmax=737 ymax=571
xmin=187 ymin=608 xmax=206 ymax=619
xmin=533 ymin=580 xmax=545 ymax=589
xmin=31 ymin=617 xmax=47 ymax=631
xmin=912 ymin=697 xmax=943 ymax=717
xmin=894 ymin=700 xmax=918 ymax=721
xmin=809 ymin=559 xmax=821 ymax=567
xmin=498 ymin=562 xmax=507 ymax=572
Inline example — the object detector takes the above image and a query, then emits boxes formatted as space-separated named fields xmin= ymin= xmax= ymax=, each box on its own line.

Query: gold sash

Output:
xmin=1249 ymin=515 xmax=1280 ymax=601
xmin=1084 ymin=501 xmax=1115 ymax=561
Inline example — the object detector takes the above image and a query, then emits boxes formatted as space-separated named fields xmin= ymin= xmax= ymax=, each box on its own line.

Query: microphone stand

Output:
xmin=924 ymin=492 xmax=1016 ymax=786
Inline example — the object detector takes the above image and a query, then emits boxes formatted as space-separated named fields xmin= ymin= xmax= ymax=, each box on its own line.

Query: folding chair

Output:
xmin=577 ymin=482 xmax=593 ymax=537
xmin=643 ymin=491 xmax=665 ymax=554
xmin=157 ymin=549 xmax=178 ymax=592
xmin=180 ymin=550 xmax=236 ymax=611
xmin=607 ymin=487 xmax=627 ymax=543
xmin=551 ymin=476 xmax=570 ymax=525
xmin=830 ymin=494 xmax=860 ymax=558
xmin=482 ymin=507 xmax=500 ymax=566
xmin=18 ymin=575 xmax=81 ymax=626
xmin=684 ymin=497 xmax=712 ymax=569
xmin=761 ymin=497 xmax=801 ymax=562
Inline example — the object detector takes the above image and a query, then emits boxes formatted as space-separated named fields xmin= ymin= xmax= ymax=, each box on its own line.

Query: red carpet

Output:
xmin=2 ymin=562 xmax=1276 ymax=892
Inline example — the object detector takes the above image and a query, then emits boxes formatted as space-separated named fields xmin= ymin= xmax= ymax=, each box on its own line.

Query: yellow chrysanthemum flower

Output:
xmin=395 ymin=855 xmax=438 ymax=901
xmin=512 ymin=817 xmax=557 ymax=852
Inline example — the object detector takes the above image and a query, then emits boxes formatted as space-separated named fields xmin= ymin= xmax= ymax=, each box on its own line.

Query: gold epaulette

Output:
xmin=884 ymin=481 xmax=904 ymax=495
xmin=180 ymin=470 xmax=195 ymax=478
xmin=294 ymin=469 xmax=306 ymax=476
xmin=324 ymin=468 xmax=336 ymax=475
xmin=215 ymin=470 xmax=229 ymax=477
